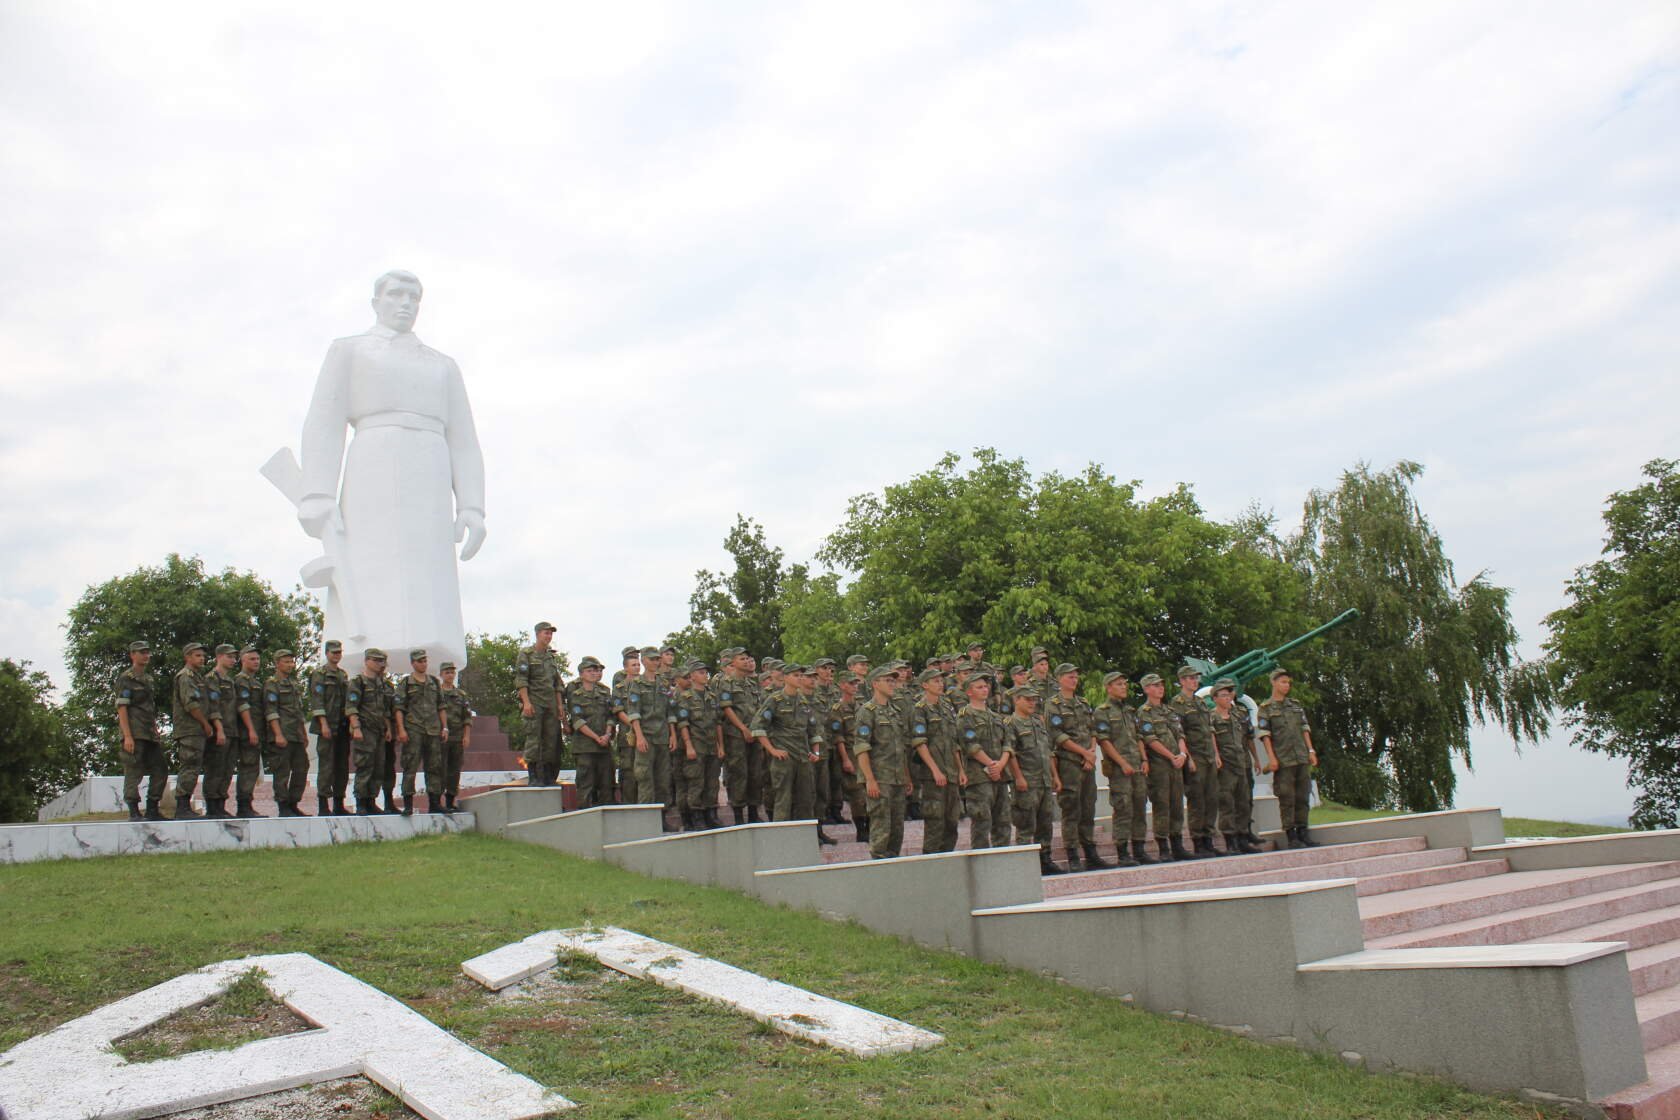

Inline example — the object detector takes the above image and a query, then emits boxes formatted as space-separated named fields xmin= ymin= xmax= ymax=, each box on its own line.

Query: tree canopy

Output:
xmin=1545 ymin=459 xmax=1680 ymax=828
xmin=0 ymin=660 xmax=79 ymax=822
xmin=463 ymin=631 xmax=570 ymax=732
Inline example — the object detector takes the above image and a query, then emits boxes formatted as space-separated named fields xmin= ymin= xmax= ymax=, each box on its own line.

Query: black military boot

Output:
xmin=704 ymin=808 xmax=721 ymax=829
xmin=854 ymin=815 xmax=870 ymax=843
xmin=234 ymin=797 xmax=255 ymax=818
xmin=335 ymin=796 xmax=351 ymax=815
xmin=292 ymin=799 xmax=311 ymax=816
xmin=174 ymin=799 xmax=202 ymax=820
xmin=1193 ymin=836 xmax=1218 ymax=858
xmin=1112 ymin=842 xmax=1138 ymax=868
xmin=1039 ymin=852 xmax=1066 ymax=876
xmin=1296 ymin=826 xmax=1321 ymax=848
xmin=1133 ymin=839 xmax=1158 ymax=864
xmin=356 ymin=800 xmax=373 ymax=816
xmin=318 ymin=795 xmax=331 ymax=816
xmin=1083 ymin=842 xmax=1115 ymax=870
xmin=1064 ymin=846 xmax=1083 ymax=872
xmin=210 ymin=799 xmax=234 ymax=819
xmin=382 ymin=791 xmax=399 ymax=814
xmin=145 ymin=800 xmax=165 ymax=821
xmin=126 ymin=800 xmax=143 ymax=822
xmin=1222 ymin=833 xmax=1242 ymax=856
xmin=1170 ymin=835 xmax=1197 ymax=861
xmin=817 ymin=827 xmax=837 ymax=846
xmin=1157 ymin=838 xmax=1174 ymax=862
xmin=401 ymin=796 xmax=414 ymax=817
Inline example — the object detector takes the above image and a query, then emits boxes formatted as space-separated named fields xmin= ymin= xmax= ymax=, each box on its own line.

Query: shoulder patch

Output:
xmin=267 ymin=692 xmax=278 ymax=702
xmin=1049 ymin=714 xmax=1062 ymax=726
xmin=857 ymin=724 xmax=871 ymax=737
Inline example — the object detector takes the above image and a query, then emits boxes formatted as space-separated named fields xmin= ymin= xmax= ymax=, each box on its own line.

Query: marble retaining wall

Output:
xmin=0 ymin=812 xmax=473 ymax=865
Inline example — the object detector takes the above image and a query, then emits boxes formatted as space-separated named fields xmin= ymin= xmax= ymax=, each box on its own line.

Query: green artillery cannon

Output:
xmin=1183 ymin=608 xmax=1360 ymax=689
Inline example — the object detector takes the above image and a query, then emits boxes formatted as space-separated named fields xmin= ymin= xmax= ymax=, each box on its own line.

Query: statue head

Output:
xmin=371 ymin=270 xmax=423 ymax=333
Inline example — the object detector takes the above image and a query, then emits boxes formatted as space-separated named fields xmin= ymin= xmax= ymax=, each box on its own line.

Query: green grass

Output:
xmin=1312 ymin=801 xmax=1626 ymax=839
xmin=0 ymin=833 xmax=1567 ymax=1119
xmin=113 ymin=966 xmax=306 ymax=1062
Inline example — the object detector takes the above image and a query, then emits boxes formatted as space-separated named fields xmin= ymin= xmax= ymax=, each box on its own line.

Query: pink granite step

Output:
xmin=1630 ymin=944 xmax=1680 ymax=999
xmin=1360 ymin=863 xmax=1680 ymax=942
xmin=1056 ymin=846 xmax=1497 ymax=900
xmin=1643 ymin=988 xmax=1680 ymax=1052
xmin=1602 ymin=1038 xmax=1680 ymax=1119
xmin=1042 ymin=836 xmax=1427 ymax=897
xmin=1366 ymin=871 xmax=1680 ymax=948
xmin=1526 ymin=903 xmax=1680 ymax=955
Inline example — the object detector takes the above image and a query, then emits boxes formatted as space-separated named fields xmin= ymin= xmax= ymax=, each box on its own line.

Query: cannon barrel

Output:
xmin=1185 ymin=609 xmax=1360 ymax=688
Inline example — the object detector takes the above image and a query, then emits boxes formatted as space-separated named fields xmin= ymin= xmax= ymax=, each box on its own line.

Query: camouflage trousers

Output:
xmin=314 ymin=722 xmax=350 ymax=802
xmin=1013 ymin=785 xmax=1056 ymax=853
xmin=839 ymin=756 xmax=865 ymax=823
xmin=1218 ymin=762 xmax=1254 ymax=838
xmin=1276 ymin=762 xmax=1312 ymax=830
xmin=522 ymin=707 xmax=560 ymax=785
xmin=1054 ymin=756 xmax=1096 ymax=849
xmin=1147 ymin=757 xmax=1186 ymax=839
xmin=825 ymin=750 xmax=848 ymax=817
xmin=234 ymin=733 xmax=262 ymax=800
xmin=770 ymin=753 xmax=815 ymax=821
xmin=444 ymin=731 xmax=466 ymax=797
xmin=403 ymin=728 xmax=443 ymax=797
xmin=353 ymin=730 xmax=389 ymax=804
xmin=721 ymin=732 xmax=752 ymax=809
xmin=121 ymin=738 xmax=167 ymax=804
xmin=266 ymin=735 xmax=308 ymax=803
xmin=202 ymin=736 xmax=236 ymax=801
xmin=633 ymin=735 xmax=674 ymax=810
xmin=915 ymin=775 xmax=961 ymax=853
xmin=172 ymin=734 xmax=206 ymax=803
xmin=614 ymin=732 xmax=639 ymax=803
xmin=747 ymin=739 xmax=770 ymax=809
xmin=680 ymin=746 xmax=722 ymax=814
xmin=574 ymin=747 xmax=613 ymax=809
xmin=1185 ymin=752 xmax=1220 ymax=839
xmin=865 ymin=784 xmax=907 ymax=859
xmin=963 ymin=779 xmax=1013 ymax=849
xmin=1105 ymin=766 xmax=1149 ymax=843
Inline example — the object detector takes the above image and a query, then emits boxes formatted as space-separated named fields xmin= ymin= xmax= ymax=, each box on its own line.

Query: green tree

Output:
xmin=63 ymin=554 xmax=320 ymax=775
xmin=1545 ymin=459 xmax=1680 ymax=829
xmin=462 ymin=631 xmax=570 ymax=733
xmin=0 ymin=660 xmax=80 ymax=822
xmin=778 ymin=565 xmax=857 ymax=663
xmin=669 ymin=516 xmax=789 ymax=663
xmin=1290 ymin=461 xmax=1551 ymax=811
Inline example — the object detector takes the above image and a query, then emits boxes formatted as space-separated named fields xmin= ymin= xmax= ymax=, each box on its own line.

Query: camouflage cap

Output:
xmin=535 ymin=620 xmax=557 ymax=632
xmin=1009 ymin=684 xmax=1039 ymax=700
xmin=925 ymin=657 xmax=940 ymax=668
xmin=660 ymin=644 xmax=676 ymax=654
xmin=180 ymin=641 xmax=204 ymax=655
xmin=683 ymin=659 xmax=708 ymax=673
xmin=363 ymin=647 xmax=387 ymax=661
xmin=274 ymin=648 xmax=295 ymax=659
xmin=813 ymin=657 xmax=835 ymax=668
xmin=578 ymin=655 xmax=604 ymax=670
xmin=1176 ymin=664 xmax=1200 ymax=679
xmin=1270 ymin=667 xmax=1292 ymax=680
xmin=1213 ymin=677 xmax=1238 ymax=692
xmin=621 ymin=645 xmax=640 ymax=659
xmin=1102 ymin=671 xmax=1127 ymax=687
xmin=716 ymin=646 xmax=740 ymax=659
xmin=1030 ymin=646 xmax=1050 ymax=663
xmin=965 ymin=674 xmax=991 ymax=691
xmin=846 ymin=654 xmax=870 ymax=666
xmin=1139 ymin=672 xmax=1164 ymax=686
xmin=1009 ymin=664 xmax=1026 ymax=675
xmin=440 ymin=661 xmax=457 ymax=671
xmin=916 ymin=667 xmax=942 ymax=683
xmin=409 ymin=648 xmax=428 ymax=661
xmin=324 ymin=639 xmax=343 ymax=652
xmin=214 ymin=643 xmax=237 ymax=655
xmin=241 ymin=644 xmax=260 ymax=655
xmin=968 ymin=641 xmax=985 ymax=652
xmin=837 ymin=670 xmax=858 ymax=685
xmin=128 ymin=640 xmax=150 ymax=653
xmin=865 ymin=665 xmax=896 ymax=683
xmin=1055 ymin=662 xmax=1078 ymax=676
xmin=639 ymin=646 xmax=660 ymax=659
xmin=890 ymin=659 xmax=912 ymax=671
xmin=763 ymin=658 xmax=784 ymax=671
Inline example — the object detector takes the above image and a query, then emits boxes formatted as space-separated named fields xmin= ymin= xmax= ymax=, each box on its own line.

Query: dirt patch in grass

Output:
xmin=114 ymin=968 xmax=312 ymax=1063
xmin=168 ymin=1076 xmax=420 ymax=1119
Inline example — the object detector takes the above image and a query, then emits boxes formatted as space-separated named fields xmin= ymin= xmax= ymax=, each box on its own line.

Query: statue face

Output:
xmin=372 ymin=278 xmax=422 ymax=333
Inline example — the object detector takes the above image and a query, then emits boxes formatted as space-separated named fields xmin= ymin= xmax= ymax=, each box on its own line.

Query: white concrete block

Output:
xmin=1297 ymin=942 xmax=1630 ymax=972
xmin=0 ymin=953 xmax=571 ymax=1119
xmin=463 ymin=941 xmax=560 ymax=991
xmin=0 ymin=813 xmax=474 ymax=865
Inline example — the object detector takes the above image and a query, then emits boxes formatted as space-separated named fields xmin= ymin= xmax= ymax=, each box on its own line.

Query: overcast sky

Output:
xmin=2 ymin=2 xmax=1676 ymax=824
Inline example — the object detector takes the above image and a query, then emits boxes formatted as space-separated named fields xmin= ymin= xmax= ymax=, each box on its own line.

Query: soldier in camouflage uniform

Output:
xmin=958 ymin=674 xmax=1014 ymax=850
xmin=169 ymin=642 xmax=213 ymax=819
xmin=853 ymin=667 xmax=912 ymax=859
xmin=1027 ymin=648 xmax=1054 ymax=709
xmin=1139 ymin=672 xmax=1193 ymax=861
xmin=751 ymin=664 xmax=830 ymax=839
xmin=714 ymin=648 xmax=761 ymax=824
xmin=675 ymin=661 xmax=723 ymax=829
xmin=233 ymin=646 xmax=265 ymax=818
xmin=909 ymin=669 xmax=962 ymax=853
xmin=394 ymin=649 xmax=447 ymax=814
xmin=610 ymin=646 xmax=642 ymax=803
xmin=1095 ymin=672 xmax=1150 ymax=866
xmin=515 ymin=622 xmax=564 ymax=787
xmin=439 ymin=661 xmax=473 ymax=813
xmin=1257 ymin=668 xmax=1318 ymax=847
xmin=345 ymin=648 xmax=394 ymax=814
xmin=626 ymin=645 xmax=677 ymax=829
xmin=810 ymin=659 xmax=841 ymax=823
xmin=1046 ymin=664 xmax=1113 ymax=871
xmin=1170 ymin=666 xmax=1226 ymax=856
xmin=829 ymin=670 xmax=867 ymax=840
xmin=264 ymin=649 xmax=310 ymax=816
xmin=308 ymin=639 xmax=351 ymax=816
xmin=1004 ymin=686 xmax=1063 ymax=874
xmin=115 ymin=640 xmax=166 ymax=821
xmin=196 ymin=644 xmax=240 ymax=819
xmin=1211 ymin=678 xmax=1262 ymax=854
xmin=567 ymin=656 xmax=615 ymax=807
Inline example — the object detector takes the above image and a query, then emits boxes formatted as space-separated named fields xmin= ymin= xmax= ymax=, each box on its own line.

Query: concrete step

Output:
xmin=1057 ymin=847 xmax=1497 ymax=901
xmin=1367 ymin=872 xmax=1680 ymax=949
xmin=1601 ymin=1037 xmax=1680 ymax=1119
xmin=1042 ymin=836 xmax=1428 ymax=897
xmin=1630 ymin=944 xmax=1680 ymax=999
xmin=1526 ymin=902 xmax=1680 ymax=955
xmin=1643 ymin=987 xmax=1680 ymax=1052
xmin=1360 ymin=862 xmax=1680 ymax=943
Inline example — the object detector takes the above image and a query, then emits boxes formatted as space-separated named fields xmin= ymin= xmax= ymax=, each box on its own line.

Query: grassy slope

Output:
xmin=1312 ymin=801 xmax=1627 ymax=838
xmin=0 ymin=833 xmax=1567 ymax=1120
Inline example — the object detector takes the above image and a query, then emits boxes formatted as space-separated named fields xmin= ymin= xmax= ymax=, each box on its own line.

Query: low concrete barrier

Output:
xmin=974 ymin=880 xmax=1364 ymax=1037
xmin=0 ymin=812 xmax=473 ymax=865
xmin=1263 ymin=807 xmax=1505 ymax=852
xmin=459 ymin=788 xmax=573 ymax=836
xmin=1298 ymin=943 xmax=1646 ymax=1101
xmin=754 ymin=846 xmax=1044 ymax=954
xmin=504 ymin=806 xmax=665 ymax=859
xmin=603 ymin=822 xmax=820 ymax=897
xmin=1470 ymin=829 xmax=1680 ymax=871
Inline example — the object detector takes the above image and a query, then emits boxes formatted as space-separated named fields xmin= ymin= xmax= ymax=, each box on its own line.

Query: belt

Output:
xmin=357 ymin=411 xmax=445 ymax=435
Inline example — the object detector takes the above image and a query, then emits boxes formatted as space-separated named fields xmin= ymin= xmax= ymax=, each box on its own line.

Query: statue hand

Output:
xmin=455 ymin=509 xmax=487 ymax=561
xmin=297 ymin=496 xmax=343 ymax=539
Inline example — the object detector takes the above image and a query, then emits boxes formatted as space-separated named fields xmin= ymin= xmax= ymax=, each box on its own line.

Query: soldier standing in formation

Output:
xmin=675 ymin=660 xmax=723 ymax=829
xmin=1095 ymin=672 xmax=1150 ymax=867
xmin=1047 ymin=664 xmax=1113 ymax=872
xmin=515 ymin=622 xmax=563 ymax=787
xmin=394 ymin=649 xmax=448 ymax=815
xmin=1258 ymin=668 xmax=1317 ymax=847
xmin=439 ymin=660 xmax=473 ymax=812
xmin=1004 ymin=685 xmax=1062 ymax=874
xmin=345 ymin=648 xmax=394 ymax=814
xmin=626 ymin=645 xmax=678 ymax=830
xmin=853 ymin=666 xmax=912 ymax=859
xmin=567 ymin=655 xmax=614 ymax=808
xmin=308 ymin=639 xmax=350 ymax=817
xmin=715 ymin=648 xmax=760 ymax=824
xmin=264 ymin=650 xmax=310 ymax=815
xmin=751 ymin=664 xmax=830 ymax=841
xmin=611 ymin=647 xmax=642 ymax=804
xmin=233 ymin=646 xmax=265 ymax=817
xmin=1170 ymin=666 xmax=1225 ymax=857
xmin=1138 ymin=673 xmax=1189 ymax=861
xmin=116 ymin=641 xmax=166 ymax=821
xmin=958 ymin=674 xmax=1013 ymax=850
xmin=168 ymin=642 xmax=213 ymax=819
xmin=200 ymin=644 xmax=240 ymax=819
xmin=909 ymin=669 xmax=961 ymax=854
xmin=1210 ymin=678 xmax=1262 ymax=854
